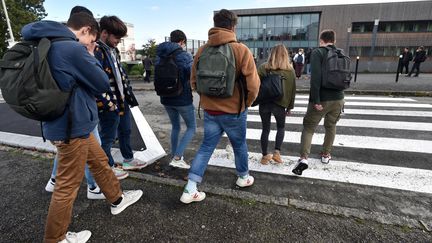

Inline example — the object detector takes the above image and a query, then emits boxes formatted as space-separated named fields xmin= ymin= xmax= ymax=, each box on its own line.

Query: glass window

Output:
xmin=391 ymin=22 xmax=402 ymax=32
xmin=284 ymin=15 xmax=292 ymax=28
xmin=307 ymin=22 xmax=319 ymax=40
xmin=364 ymin=22 xmax=374 ymax=32
xmin=292 ymin=14 xmax=301 ymax=27
xmin=301 ymin=14 xmax=311 ymax=28
xmin=311 ymin=14 xmax=319 ymax=25
xmin=428 ymin=22 xmax=432 ymax=32
xmin=417 ymin=22 xmax=428 ymax=32
xmin=237 ymin=17 xmax=244 ymax=29
xmin=250 ymin=16 xmax=258 ymax=29
xmin=274 ymin=27 xmax=284 ymax=41
xmin=258 ymin=16 xmax=266 ymax=29
xmin=403 ymin=22 xmax=415 ymax=32
xmin=242 ymin=16 xmax=250 ymax=29
xmin=267 ymin=15 xmax=275 ymax=28
xmin=275 ymin=15 xmax=284 ymax=27
xmin=352 ymin=23 xmax=362 ymax=33
xmin=249 ymin=28 xmax=258 ymax=41
xmin=241 ymin=28 xmax=249 ymax=41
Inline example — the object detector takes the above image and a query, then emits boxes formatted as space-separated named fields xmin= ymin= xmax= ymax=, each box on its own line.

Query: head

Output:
xmin=298 ymin=48 xmax=304 ymax=54
xmin=99 ymin=15 xmax=127 ymax=48
xmin=418 ymin=46 xmax=424 ymax=51
xmin=70 ymin=6 xmax=93 ymax=17
xmin=404 ymin=47 xmax=409 ymax=52
xmin=265 ymin=44 xmax=292 ymax=71
xmin=214 ymin=9 xmax=238 ymax=31
xmin=67 ymin=12 xmax=99 ymax=46
xmin=319 ymin=29 xmax=336 ymax=46
xmin=170 ymin=29 xmax=187 ymax=48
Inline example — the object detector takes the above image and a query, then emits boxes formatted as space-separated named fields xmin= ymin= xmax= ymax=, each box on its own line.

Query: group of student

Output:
xmin=21 ymin=6 xmax=345 ymax=243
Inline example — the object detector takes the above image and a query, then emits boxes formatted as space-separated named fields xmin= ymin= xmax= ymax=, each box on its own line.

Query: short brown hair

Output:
xmin=100 ymin=15 xmax=127 ymax=38
xmin=214 ymin=9 xmax=238 ymax=29
xmin=67 ymin=12 xmax=99 ymax=37
xmin=320 ymin=29 xmax=336 ymax=43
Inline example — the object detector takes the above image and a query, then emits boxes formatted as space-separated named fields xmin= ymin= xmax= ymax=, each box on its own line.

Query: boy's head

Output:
xmin=70 ymin=6 xmax=93 ymax=17
xmin=170 ymin=30 xmax=187 ymax=46
xmin=99 ymin=15 xmax=127 ymax=48
xmin=67 ymin=12 xmax=99 ymax=46
xmin=214 ymin=9 xmax=238 ymax=30
xmin=319 ymin=29 xmax=336 ymax=46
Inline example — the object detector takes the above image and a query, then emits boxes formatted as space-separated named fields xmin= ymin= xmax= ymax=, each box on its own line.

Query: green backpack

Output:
xmin=0 ymin=38 xmax=71 ymax=121
xmin=196 ymin=43 xmax=237 ymax=98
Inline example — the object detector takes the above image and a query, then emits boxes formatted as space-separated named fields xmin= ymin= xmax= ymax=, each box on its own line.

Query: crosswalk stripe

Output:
xmin=250 ymin=100 xmax=432 ymax=108
xmin=208 ymin=150 xmax=432 ymax=194
xmin=295 ymin=95 xmax=417 ymax=102
xmin=249 ymin=107 xmax=432 ymax=117
xmin=235 ymin=128 xmax=432 ymax=154
xmin=247 ymin=115 xmax=432 ymax=131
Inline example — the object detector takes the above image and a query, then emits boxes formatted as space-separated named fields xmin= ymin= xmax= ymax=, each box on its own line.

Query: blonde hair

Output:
xmin=264 ymin=44 xmax=293 ymax=71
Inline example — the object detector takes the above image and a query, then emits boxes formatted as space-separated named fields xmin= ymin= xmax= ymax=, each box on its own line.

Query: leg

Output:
xmin=259 ymin=103 xmax=272 ymax=155
xmin=98 ymin=111 xmax=120 ymax=167
xmin=174 ymin=104 xmax=196 ymax=158
xmin=414 ymin=63 xmax=421 ymax=76
xmin=44 ymin=138 xmax=88 ymax=243
xmin=272 ymin=104 xmax=286 ymax=151
xmin=84 ymin=125 xmax=101 ymax=188
xmin=188 ymin=112 xmax=223 ymax=183
xmin=322 ymin=100 xmax=344 ymax=154
xmin=300 ymin=103 xmax=325 ymax=158
xmin=164 ymin=105 xmax=181 ymax=156
xmin=221 ymin=110 xmax=249 ymax=177
xmin=118 ymin=103 xmax=133 ymax=161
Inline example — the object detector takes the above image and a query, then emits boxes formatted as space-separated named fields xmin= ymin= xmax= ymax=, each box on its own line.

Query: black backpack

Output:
xmin=252 ymin=71 xmax=283 ymax=107
xmin=154 ymin=48 xmax=183 ymax=97
xmin=320 ymin=46 xmax=352 ymax=90
xmin=0 ymin=37 xmax=73 ymax=121
xmin=296 ymin=54 xmax=303 ymax=64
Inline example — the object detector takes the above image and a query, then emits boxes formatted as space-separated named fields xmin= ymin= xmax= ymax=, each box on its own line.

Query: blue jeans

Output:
xmin=51 ymin=125 xmax=101 ymax=188
xmin=98 ymin=110 xmax=120 ymax=167
xmin=118 ymin=103 xmax=133 ymax=161
xmin=164 ymin=104 xmax=196 ymax=158
xmin=188 ymin=109 xmax=249 ymax=183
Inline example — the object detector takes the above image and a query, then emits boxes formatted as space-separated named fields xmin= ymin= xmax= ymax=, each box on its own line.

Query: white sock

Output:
xmin=240 ymin=174 xmax=249 ymax=179
xmin=185 ymin=180 xmax=197 ymax=193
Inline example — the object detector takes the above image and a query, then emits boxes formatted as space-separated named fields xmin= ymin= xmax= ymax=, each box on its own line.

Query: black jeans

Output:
xmin=408 ymin=62 xmax=421 ymax=76
xmin=399 ymin=62 xmax=409 ymax=74
xmin=259 ymin=102 xmax=286 ymax=155
xmin=144 ymin=69 xmax=152 ymax=82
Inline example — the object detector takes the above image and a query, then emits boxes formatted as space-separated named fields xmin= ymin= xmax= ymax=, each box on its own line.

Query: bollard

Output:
xmin=354 ymin=56 xmax=359 ymax=82
xmin=396 ymin=54 xmax=402 ymax=83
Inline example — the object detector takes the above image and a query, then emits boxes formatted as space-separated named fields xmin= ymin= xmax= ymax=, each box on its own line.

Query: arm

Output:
xmin=309 ymin=49 xmax=323 ymax=108
xmin=289 ymin=71 xmax=296 ymax=110
xmin=239 ymin=45 xmax=260 ymax=106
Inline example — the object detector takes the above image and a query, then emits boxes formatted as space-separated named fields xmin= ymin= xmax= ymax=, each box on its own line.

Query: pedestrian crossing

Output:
xmin=208 ymin=95 xmax=432 ymax=194
xmin=0 ymin=91 xmax=4 ymax=103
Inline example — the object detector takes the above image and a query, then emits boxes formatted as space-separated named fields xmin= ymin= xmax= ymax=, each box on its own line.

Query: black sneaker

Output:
xmin=292 ymin=159 xmax=309 ymax=175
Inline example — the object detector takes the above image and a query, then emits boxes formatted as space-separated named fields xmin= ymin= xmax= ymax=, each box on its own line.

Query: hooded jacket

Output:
xmin=155 ymin=42 xmax=194 ymax=106
xmin=21 ymin=20 xmax=110 ymax=141
xmin=190 ymin=27 xmax=260 ymax=113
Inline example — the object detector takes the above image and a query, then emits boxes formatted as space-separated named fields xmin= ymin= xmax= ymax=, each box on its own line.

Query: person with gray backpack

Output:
xmin=180 ymin=9 xmax=260 ymax=204
xmin=293 ymin=29 xmax=347 ymax=176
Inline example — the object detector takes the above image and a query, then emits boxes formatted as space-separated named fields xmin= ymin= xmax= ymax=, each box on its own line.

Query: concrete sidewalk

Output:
xmin=130 ymin=73 xmax=432 ymax=96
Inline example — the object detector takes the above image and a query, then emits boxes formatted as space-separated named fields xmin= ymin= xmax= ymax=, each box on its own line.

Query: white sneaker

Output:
xmin=111 ymin=190 xmax=143 ymax=215
xmin=112 ymin=167 xmax=129 ymax=180
xmin=321 ymin=153 xmax=332 ymax=164
xmin=169 ymin=157 xmax=190 ymax=169
xmin=45 ymin=178 xmax=55 ymax=192
xmin=123 ymin=158 xmax=147 ymax=171
xmin=58 ymin=230 xmax=91 ymax=243
xmin=87 ymin=186 xmax=106 ymax=200
xmin=180 ymin=189 xmax=206 ymax=204
xmin=236 ymin=175 xmax=254 ymax=188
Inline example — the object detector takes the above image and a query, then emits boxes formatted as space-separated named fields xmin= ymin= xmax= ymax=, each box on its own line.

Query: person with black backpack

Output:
xmin=20 ymin=13 xmax=143 ymax=243
xmin=407 ymin=46 xmax=427 ymax=77
xmin=180 ymin=9 xmax=260 ymax=204
xmin=293 ymin=29 xmax=346 ymax=176
xmin=257 ymin=44 xmax=296 ymax=165
xmin=154 ymin=30 xmax=195 ymax=169
xmin=293 ymin=48 xmax=305 ymax=78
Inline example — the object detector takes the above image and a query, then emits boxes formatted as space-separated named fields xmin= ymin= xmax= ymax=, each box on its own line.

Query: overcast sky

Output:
xmin=43 ymin=0 xmax=425 ymax=47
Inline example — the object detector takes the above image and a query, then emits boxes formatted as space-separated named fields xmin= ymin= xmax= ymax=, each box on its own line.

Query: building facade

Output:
xmin=231 ymin=1 xmax=432 ymax=72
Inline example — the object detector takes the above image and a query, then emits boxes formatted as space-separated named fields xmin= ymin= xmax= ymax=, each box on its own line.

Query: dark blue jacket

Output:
xmin=21 ymin=21 xmax=110 ymax=141
xmin=156 ymin=42 xmax=193 ymax=106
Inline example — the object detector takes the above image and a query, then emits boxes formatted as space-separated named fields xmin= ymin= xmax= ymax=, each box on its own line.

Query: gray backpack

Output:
xmin=0 ymin=38 xmax=72 ymax=121
xmin=320 ymin=46 xmax=352 ymax=90
xmin=196 ymin=44 xmax=236 ymax=98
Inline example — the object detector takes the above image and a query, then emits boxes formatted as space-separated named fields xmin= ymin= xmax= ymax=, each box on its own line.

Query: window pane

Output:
xmin=428 ymin=22 xmax=432 ymax=32
xmin=284 ymin=15 xmax=292 ymax=28
xmin=249 ymin=28 xmax=258 ymax=41
xmin=417 ymin=22 xmax=428 ymax=32
xmin=237 ymin=17 xmax=244 ymax=29
xmin=293 ymin=14 xmax=301 ymax=27
xmin=242 ymin=16 xmax=250 ymax=29
xmin=250 ymin=16 xmax=258 ymax=29
xmin=301 ymin=14 xmax=311 ymax=28
xmin=275 ymin=15 xmax=284 ymax=27
xmin=391 ymin=22 xmax=402 ymax=32
xmin=258 ymin=16 xmax=266 ymax=29
xmin=267 ymin=15 xmax=275 ymax=28
xmin=311 ymin=14 xmax=319 ymax=25
xmin=404 ymin=22 xmax=415 ymax=32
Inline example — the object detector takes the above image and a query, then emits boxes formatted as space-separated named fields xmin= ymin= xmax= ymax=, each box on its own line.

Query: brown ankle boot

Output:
xmin=260 ymin=154 xmax=272 ymax=165
xmin=272 ymin=150 xmax=283 ymax=164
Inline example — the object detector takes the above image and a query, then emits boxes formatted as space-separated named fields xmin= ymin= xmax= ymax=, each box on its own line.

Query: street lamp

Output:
xmin=1 ymin=0 xmax=16 ymax=47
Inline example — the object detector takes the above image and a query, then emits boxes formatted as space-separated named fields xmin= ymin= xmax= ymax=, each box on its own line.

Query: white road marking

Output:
xmin=209 ymin=150 xmax=432 ymax=194
xmin=250 ymin=100 xmax=432 ymax=108
xmin=295 ymin=95 xmax=416 ymax=102
xmin=234 ymin=128 xmax=432 ymax=154
xmin=247 ymin=115 xmax=432 ymax=131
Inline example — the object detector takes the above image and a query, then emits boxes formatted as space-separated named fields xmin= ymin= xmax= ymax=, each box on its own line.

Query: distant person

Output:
xmin=407 ymin=46 xmax=427 ymax=77
xmin=257 ymin=44 xmax=296 ymax=165
xmin=94 ymin=15 xmax=147 ymax=180
xmin=143 ymin=55 xmax=153 ymax=82
xmin=21 ymin=13 xmax=143 ymax=243
xmin=181 ymin=9 xmax=260 ymax=204
xmin=400 ymin=47 xmax=413 ymax=74
xmin=305 ymin=48 xmax=312 ymax=75
xmin=155 ymin=29 xmax=195 ymax=169
xmin=293 ymin=48 xmax=305 ymax=78
xmin=293 ymin=29 xmax=345 ymax=176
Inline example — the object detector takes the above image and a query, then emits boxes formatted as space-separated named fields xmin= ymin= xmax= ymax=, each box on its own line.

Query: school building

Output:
xmin=229 ymin=0 xmax=432 ymax=72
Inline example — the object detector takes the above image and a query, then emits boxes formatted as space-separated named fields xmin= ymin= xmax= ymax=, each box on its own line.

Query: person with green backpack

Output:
xmin=180 ymin=9 xmax=260 ymax=204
